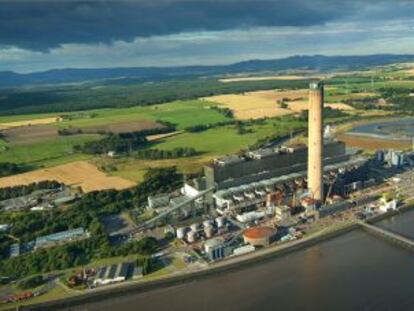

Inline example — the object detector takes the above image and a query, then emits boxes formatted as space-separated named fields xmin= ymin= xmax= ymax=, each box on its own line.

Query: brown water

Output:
xmin=56 ymin=210 xmax=414 ymax=311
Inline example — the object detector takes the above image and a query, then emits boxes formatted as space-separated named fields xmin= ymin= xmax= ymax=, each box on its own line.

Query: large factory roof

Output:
xmin=35 ymin=227 xmax=88 ymax=248
xmin=214 ymin=156 xmax=367 ymax=200
xmin=243 ymin=226 xmax=275 ymax=239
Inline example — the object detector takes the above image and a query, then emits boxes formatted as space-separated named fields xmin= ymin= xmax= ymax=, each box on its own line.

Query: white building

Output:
xmin=275 ymin=206 xmax=291 ymax=221
xmin=93 ymin=262 xmax=131 ymax=286
xmin=379 ymin=199 xmax=397 ymax=213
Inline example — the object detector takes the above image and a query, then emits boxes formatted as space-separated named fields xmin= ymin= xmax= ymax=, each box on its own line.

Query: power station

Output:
xmin=137 ymin=80 xmax=413 ymax=264
xmin=308 ymin=81 xmax=324 ymax=202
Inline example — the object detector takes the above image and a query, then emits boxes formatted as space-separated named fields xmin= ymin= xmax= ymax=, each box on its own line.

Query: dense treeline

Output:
xmin=0 ymin=78 xmax=309 ymax=115
xmin=298 ymin=107 xmax=350 ymax=121
xmin=0 ymin=180 xmax=62 ymax=201
xmin=59 ymin=121 xmax=176 ymax=136
xmin=378 ymin=87 xmax=414 ymax=112
xmin=0 ymin=167 xmax=182 ymax=279
xmin=344 ymin=96 xmax=381 ymax=110
xmin=185 ymin=118 xmax=266 ymax=133
xmin=0 ymin=236 xmax=158 ymax=280
xmin=0 ymin=162 xmax=21 ymax=177
xmin=75 ymin=132 xmax=148 ymax=154
xmin=210 ymin=106 xmax=234 ymax=118
xmin=135 ymin=147 xmax=199 ymax=159
xmin=17 ymin=275 xmax=45 ymax=290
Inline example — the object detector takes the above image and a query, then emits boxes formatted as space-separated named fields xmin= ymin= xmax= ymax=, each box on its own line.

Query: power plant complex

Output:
xmin=141 ymin=80 xmax=412 ymax=263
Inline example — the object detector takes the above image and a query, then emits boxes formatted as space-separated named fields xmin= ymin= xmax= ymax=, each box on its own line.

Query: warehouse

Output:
xmin=93 ymin=262 xmax=135 ymax=286
xmin=34 ymin=227 xmax=89 ymax=249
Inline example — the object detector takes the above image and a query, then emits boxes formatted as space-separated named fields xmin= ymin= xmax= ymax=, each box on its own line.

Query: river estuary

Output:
xmin=61 ymin=211 xmax=414 ymax=311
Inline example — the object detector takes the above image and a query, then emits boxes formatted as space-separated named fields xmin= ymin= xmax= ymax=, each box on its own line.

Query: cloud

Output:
xmin=0 ymin=0 xmax=414 ymax=72
xmin=2 ymin=17 xmax=414 ymax=73
xmin=0 ymin=0 xmax=371 ymax=51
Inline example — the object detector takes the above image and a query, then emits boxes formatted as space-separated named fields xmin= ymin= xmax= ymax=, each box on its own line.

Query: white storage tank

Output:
xmin=204 ymin=226 xmax=214 ymax=238
xmin=216 ymin=216 xmax=226 ymax=228
xmin=187 ymin=231 xmax=197 ymax=243
xmin=190 ymin=223 xmax=199 ymax=232
xmin=176 ymin=227 xmax=186 ymax=239
xmin=203 ymin=220 xmax=212 ymax=228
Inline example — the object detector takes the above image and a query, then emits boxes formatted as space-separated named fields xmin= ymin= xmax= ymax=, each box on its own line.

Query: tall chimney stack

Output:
xmin=308 ymin=81 xmax=324 ymax=202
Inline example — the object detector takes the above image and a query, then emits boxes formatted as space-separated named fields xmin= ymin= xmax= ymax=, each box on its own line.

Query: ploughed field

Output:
xmin=0 ymin=161 xmax=135 ymax=192
xmin=1 ymin=125 xmax=59 ymax=145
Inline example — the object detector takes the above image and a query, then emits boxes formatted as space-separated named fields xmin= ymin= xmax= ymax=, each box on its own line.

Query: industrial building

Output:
xmin=140 ymin=81 xmax=380 ymax=254
xmin=93 ymin=262 xmax=142 ymax=287
xmin=376 ymin=150 xmax=406 ymax=168
xmin=9 ymin=227 xmax=89 ymax=257
xmin=204 ymin=237 xmax=232 ymax=261
xmin=213 ymin=156 xmax=366 ymax=212
xmin=205 ymin=141 xmax=349 ymax=191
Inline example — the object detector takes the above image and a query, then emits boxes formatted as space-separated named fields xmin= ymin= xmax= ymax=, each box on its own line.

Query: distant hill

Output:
xmin=1 ymin=54 xmax=414 ymax=88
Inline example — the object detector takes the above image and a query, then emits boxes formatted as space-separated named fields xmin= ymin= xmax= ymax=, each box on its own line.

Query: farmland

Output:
xmin=0 ymin=135 xmax=100 ymax=168
xmin=219 ymin=75 xmax=317 ymax=83
xmin=204 ymin=89 xmax=355 ymax=119
xmin=99 ymin=119 xmax=306 ymax=182
xmin=1 ymin=125 xmax=59 ymax=145
xmin=56 ymin=100 xmax=230 ymax=130
xmin=0 ymin=117 xmax=60 ymax=129
xmin=0 ymin=67 xmax=412 ymax=188
xmin=0 ymin=161 xmax=135 ymax=192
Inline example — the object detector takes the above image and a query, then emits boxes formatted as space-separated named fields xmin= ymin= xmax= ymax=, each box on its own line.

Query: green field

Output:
xmin=0 ymin=100 xmax=230 ymax=130
xmin=0 ymin=112 xmax=57 ymax=124
xmin=57 ymin=100 xmax=229 ymax=129
xmin=0 ymin=135 xmax=99 ymax=167
xmin=0 ymin=70 xmax=411 ymax=180
xmin=0 ymin=138 xmax=7 ymax=149
xmin=101 ymin=118 xmax=306 ymax=182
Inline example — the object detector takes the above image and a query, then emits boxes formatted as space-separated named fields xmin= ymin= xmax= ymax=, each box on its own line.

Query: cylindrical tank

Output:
xmin=187 ymin=231 xmax=196 ymax=243
xmin=190 ymin=223 xmax=199 ymax=232
xmin=204 ymin=226 xmax=214 ymax=238
xmin=203 ymin=220 xmax=212 ymax=228
xmin=216 ymin=216 xmax=226 ymax=228
xmin=176 ymin=227 xmax=186 ymax=239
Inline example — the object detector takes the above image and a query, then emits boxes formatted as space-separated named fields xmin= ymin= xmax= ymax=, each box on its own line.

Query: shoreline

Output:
xmin=12 ymin=204 xmax=414 ymax=311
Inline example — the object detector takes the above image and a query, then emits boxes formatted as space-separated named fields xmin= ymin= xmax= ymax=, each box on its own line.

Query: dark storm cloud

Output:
xmin=0 ymin=0 xmax=362 ymax=50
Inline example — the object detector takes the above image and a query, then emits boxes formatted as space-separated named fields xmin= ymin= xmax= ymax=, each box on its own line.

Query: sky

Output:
xmin=1 ymin=0 xmax=414 ymax=73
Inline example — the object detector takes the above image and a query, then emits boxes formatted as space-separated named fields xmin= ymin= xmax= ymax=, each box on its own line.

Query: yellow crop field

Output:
xmin=0 ymin=161 xmax=135 ymax=192
xmin=406 ymin=68 xmax=414 ymax=76
xmin=219 ymin=75 xmax=311 ymax=83
xmin=205 ymin=89 xmax=354 ymax=119
xmin=204 ymin=90 xmax=304 ymax=119
xmin=0 ymin=117 xmax=61 ymax=129
xmin=287 ymin=101 xmax=355 ymax=113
